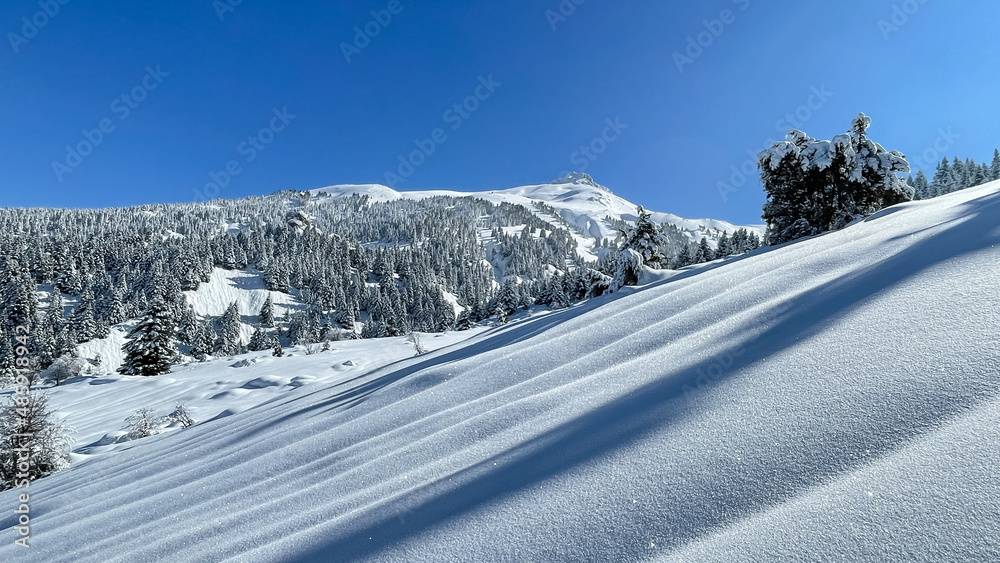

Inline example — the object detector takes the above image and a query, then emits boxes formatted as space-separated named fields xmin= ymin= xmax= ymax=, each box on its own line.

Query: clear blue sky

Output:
xmin=1 ymin=0 xmax=997 ymax=224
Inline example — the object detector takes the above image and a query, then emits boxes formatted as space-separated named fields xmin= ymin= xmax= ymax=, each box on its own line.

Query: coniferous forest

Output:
xmin=0 ymin=188 xmax=762 ymax=381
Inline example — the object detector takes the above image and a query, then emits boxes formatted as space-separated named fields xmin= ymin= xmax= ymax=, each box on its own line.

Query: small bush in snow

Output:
xmin=42 ymin=355 xmax=86 ymax=387
xmin=162 ymin=404 xmax=194 ymax=428
xmin=406 ymin=332 xmax=426 ymax=355
xmin=0 ymin=394 xmax=72 ymax=490
xmin=123 ymin=408 xmax=161 ymax=441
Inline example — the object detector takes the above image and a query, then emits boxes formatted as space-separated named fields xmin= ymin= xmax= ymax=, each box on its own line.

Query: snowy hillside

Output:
xmin=3 ymin=181 xmax=999 ymax=561
xmin=312 ymin=173 xmax=762 ymax=257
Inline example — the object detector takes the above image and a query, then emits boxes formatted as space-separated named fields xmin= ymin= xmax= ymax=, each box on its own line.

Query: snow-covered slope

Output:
xmin=312 ymin=173 xmax=761 ymax=252
xmin=4 ymin=181 xmax=999 ymax=562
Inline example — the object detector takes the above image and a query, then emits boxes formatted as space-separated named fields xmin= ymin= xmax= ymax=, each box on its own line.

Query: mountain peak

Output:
xmin=551 ymin=172 xmax=607 ymax=191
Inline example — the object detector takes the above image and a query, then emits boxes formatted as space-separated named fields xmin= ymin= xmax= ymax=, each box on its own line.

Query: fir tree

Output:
xmin=259 ymin=295 xmax=275 ymax=328
xmin=69 ymin=284 xmax=97 ymax=343
xmin=118 ymin=296 xmax=176 ymax=376
xmin=189 ymin=320 xmax=216 ymax=360
xmin=912 ymin=170 xmax=931 ymax=200
xmin=454 ymin=309 xmax=473 ymax=331
xmin=672 ymin=244 xmax=694 ymax=269
xmin=3 ymin=259 xmax=37 ymax=333
xmin=759 ymin=113 xmax=911 ymax=245
xmin=618 ymin=206 xmax=668 ymax=267
xmin=715 ymin=231 xmax=732 ymax=258
xmin=695 ymin=238 xmax=714 ymax=263
xmin=610 ymin=249 xmax=643 ymax=292
xmin=492 ymin=280 xmax=519 ymax=324
xmin=216 ymin=301 xmax=242 ymax=356
xmin=248 ymin=327 xmax=272 ymax=352
xmin=931 ymin=157 xmax=952 ymax=197
xmin=992 ymin=149 xmax=1000 ymax=181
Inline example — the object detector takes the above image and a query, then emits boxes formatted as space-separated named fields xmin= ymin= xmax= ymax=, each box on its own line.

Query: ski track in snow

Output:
xmin=1 ymin=182 xmax=999 ymax=561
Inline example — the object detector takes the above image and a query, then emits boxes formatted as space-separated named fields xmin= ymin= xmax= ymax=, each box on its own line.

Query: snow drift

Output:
xmin=2 ymin=181 xmax=999 ymax=562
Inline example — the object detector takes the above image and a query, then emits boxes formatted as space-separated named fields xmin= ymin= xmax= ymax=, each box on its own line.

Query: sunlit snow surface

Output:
xmin=3 ymin=182 xmax=1000 ymax=562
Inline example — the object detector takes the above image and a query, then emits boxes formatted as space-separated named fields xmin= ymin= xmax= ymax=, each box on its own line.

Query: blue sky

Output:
xmin=1 ymin=0 xmax=997 ymax=224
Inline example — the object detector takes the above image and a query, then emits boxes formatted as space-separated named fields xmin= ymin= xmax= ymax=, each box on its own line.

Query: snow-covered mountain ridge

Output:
xmin=311 ymin=173 xmax=762 ymax=250
xmin=3 ymin=180 xmax=998 ymax=561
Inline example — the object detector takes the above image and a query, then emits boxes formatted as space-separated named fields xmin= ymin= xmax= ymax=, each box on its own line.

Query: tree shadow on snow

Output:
xmin=282 ymin=191 xmax=1000 ymax=562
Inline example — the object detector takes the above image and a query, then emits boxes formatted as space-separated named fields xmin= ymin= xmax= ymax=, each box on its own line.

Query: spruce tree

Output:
xmin=992 ymin=149 xmax=1000 ymax=181
xmin=696 ymin=238 xmax=714 ymax=263
xmin=759 ymin=113 xmax=911 ymax=245
xmin=189 ymin=320 xmax=216 ymax=360
xmin=672 ymin=244 xmax=694 ymax=269
xmin=216 ymin=301 xmax=242 ymax=356
xmin=715 ymin=232 xmax=731 ymax=258
xmin=618 ymin=206 xmax=668 ymax=267
xmin=70 ymin=284 xmax=97 ymax=343
xmin=3 ymin=259 xmax=37 ymax=333
xmin=912 ymin=170 xmax=931 ymax=200
xmin=259 ymin=295 xmax=274 ymax=328
xmin=118 ymin=296 xmax=176 ymax=376
xmin=248 ymin=327 xmax=271 ymax=352
xmin=454 ymin=309 xmax=473 ymax=331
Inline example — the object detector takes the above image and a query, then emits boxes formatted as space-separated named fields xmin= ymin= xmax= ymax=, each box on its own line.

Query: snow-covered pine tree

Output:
xmin=912 ymin=170 xmax=931 ymax=200
xmin=610 ymin=249 xmax=643 ymax=293
xmin=454 ymin=309 xmax=473 ymax=331
xmin=931 ymin=158 xmax=951 ymax=198
xmin=672 ymin=244 xmax=694 ymax=269
xmin=189 ymin=320 xmax=215 ymax=360
xmin=759 ymin=113 xmax=911 ymax=245
xmin=695 ymin=238 xmax=714 ymax=263
xmin=118 ymin=296 xmax=176 ymax=376
xmin=2 ymin=259 xmax=37 ymax=333
xmin=492 ymin=280 xmax=519 ymax=324
xmin=951 ymin=157 xmax=966 ymax=191
xmin=216 ymin=301 xmax=242 ymax=356
xmin=259 ymin=295 xmax=275 ymax=328
xmin=69 ymin=283 xmax=97 ymax=343
xmin=992 ymin=149 xmax=1000 ymax=181
xmin=715 ymin=231 xmax=731 ymax=258
xmin=248 ymin=327 xmax=272 ymax=352
xmin=34 ymin=315 xmax=57 ymax=369
xmin=618 ymin=206 xmax=668 ymax=267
